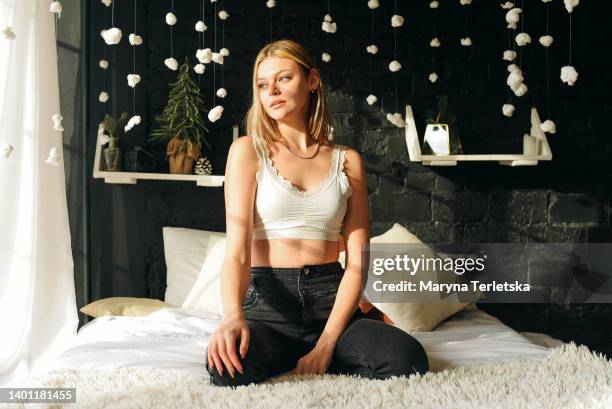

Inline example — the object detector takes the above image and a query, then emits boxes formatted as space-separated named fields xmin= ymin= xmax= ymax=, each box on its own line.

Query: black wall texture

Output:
xmin=86 ymin=1 xmax=612 ymax=356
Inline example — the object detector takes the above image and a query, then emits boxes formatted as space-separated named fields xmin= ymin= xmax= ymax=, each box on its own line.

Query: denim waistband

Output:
xmin=250 ymin=261 xmax=342 ymax=278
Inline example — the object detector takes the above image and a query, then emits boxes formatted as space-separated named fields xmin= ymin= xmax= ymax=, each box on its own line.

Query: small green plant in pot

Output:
xmin=101 ymin=112 xmax=128 ymax=171
xmin=149 ymin=60 xmax=211 ymax=174
xmin=423 ymin=95 xmax=463 ymax=155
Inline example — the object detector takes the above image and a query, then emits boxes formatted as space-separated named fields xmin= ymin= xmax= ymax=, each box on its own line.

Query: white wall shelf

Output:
xmin=404 ymin=104 xmax=553 ymax=166
xmin=93 ymin=136 xmax=225 ymax=187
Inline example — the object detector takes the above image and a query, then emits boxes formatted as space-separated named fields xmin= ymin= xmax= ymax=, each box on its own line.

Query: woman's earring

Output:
xmin=311 ymin=90 xmax=315 ymax=94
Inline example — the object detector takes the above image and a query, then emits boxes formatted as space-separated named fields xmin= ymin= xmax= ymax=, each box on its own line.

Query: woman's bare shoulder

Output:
xmin=339 ymin=145 xmax=364 ymax=178
xmin=228 ymin=135 xmax=259 ymax=161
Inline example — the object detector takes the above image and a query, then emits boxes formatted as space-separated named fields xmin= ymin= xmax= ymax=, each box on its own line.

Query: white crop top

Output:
xmin=251 ymin=133 xmax=353 ymax=241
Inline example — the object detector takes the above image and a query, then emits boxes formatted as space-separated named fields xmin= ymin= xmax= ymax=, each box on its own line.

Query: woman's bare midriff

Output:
xmin=251 ymin=238 xmax=341 ymax=268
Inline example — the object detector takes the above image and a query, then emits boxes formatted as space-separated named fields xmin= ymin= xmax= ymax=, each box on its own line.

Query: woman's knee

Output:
xmin=205 ymin=344 xmax=266 ymax=387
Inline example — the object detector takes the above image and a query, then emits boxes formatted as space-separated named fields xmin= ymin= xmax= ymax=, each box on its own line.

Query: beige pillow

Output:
xmin=342 ymin=223 xmax=476 ymax=333
xmin=80 ymin=297 xmax=171 ymax=318
xmin=181 ymin=233 xmax=226 ymax=316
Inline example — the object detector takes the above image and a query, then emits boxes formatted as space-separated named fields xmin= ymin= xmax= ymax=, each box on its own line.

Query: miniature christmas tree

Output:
xmin=149 ymin=59 xmax=211 ymax=163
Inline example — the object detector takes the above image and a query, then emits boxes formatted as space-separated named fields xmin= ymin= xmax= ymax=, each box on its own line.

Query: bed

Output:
xmin=48 ymin=305 xmax=564 ymax=377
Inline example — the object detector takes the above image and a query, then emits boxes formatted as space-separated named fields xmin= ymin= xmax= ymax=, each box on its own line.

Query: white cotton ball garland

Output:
xmin=500 ymin=2 xmax=514 ymax=9
xmin=539 ymin=35 xmax=553 ymax=47
xmin=220 ymin=48 xmax=230 ymax=57
xmin=460 ymin=0 xmax=472 ymax=5
xmin=216 ymin=88 xmax=227 ymax=98
xmin=99 ymin=59 xmax=109 ymax=69
xmin=164 ymin=57 xmax=178 ymax=70
xmin=129 ymin=34 xmax=143 ymax=46
xmin=321 ymin=53 xmax=331 ymax=62
xmin=208 ymin=106 xmax=224 ymax=122
xmin=366 ymin=95 xmax=377 ymax=105
xmin=3 ymin=26 xmax=16 ymax=40
xmin=101 ymin=0 xmax=112 ymax=6
xmin=52 ymin=114 xmax=64 ymax=131
xmin=513 ymin=83 xmax=528 ymax=97
xmin=503 ymin=50 xmax=517 ymax=61
xmin=50 ymin=1 xmax=63 ymax=18
xmin=564 ymin=0 xmax=580 ymax=13
xmin=124 ymin=115 xmax=141 ymax=132
xmin=366 ymin=44 xmax=378 ymax=55
xmin=386 ymin=113 xmax=406 ymax=128
xmin=266 ymin=0 xmax=276 ymax=8
xmin=197 ymin=48 xmax=212 ymax=64
xmin=99 ymin=91 xmax=109 ymax=103
xmin=430 ymin=37 xmax=440 ymax=47
xmin=218 ymin=10 xmax=229 ymax=20
xmin=502 ymin=104 xmax=515 ymax=117
xmin=212 ymin=52 xmax=224 ymax=65
xmin=102 ymin=28 xmax=122 ymax=45
xmin=506 ymin=8 xmax=522 ymax=29
xmin=461 ymin=37 xmax=472 ymax=46
xmin=165 ymin=12 xmax=177 ymax=26
xmin=560 ymin=65 xmax=578 ymax=86
xmin=127 ymin=74 xmax=141 ymax=88
xmin=429 ymin=72 xmax=439 ymax=83
xmin=515 ymin=32 xmax=531 ymax=46
xmin=322 ymin=15 xmax=337 ymax=33
xmin=389 ymin=60 xmax=401 ymax=72
xmin=391 ymin=15 xmax=404 ymax=28
xmin=195 ymin=21 xmax=207 ymax=32
xmin=45 ymin=147 xmax=61 ymax=166
xmin=367 ymin=0 xmax=380 ymax=9
xmin=540 ymin=120 xmax=557 ymax=134
xmin=194 ymin=64 xmax=205 ymax=74
xmin=430 ymin=1 xmax=439 ymax=9
xmin=1 ymin=144 xmax=14 ymax=158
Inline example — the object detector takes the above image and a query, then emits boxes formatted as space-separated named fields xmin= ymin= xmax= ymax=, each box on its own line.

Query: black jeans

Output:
xmin=205 ymin=261 xmax=429 ymax=387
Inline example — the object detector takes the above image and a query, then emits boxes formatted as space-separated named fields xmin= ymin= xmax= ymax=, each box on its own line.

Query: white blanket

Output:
xmin=40 ymin=307 xmax=563 ymax=378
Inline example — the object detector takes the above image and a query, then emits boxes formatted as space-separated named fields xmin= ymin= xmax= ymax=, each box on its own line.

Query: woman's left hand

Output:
xmin=291 ymin=340 xmax=336 ymax=375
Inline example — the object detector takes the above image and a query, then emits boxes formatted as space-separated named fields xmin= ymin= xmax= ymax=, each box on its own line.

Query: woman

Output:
xmin=205 ymin=39 xmax=428 ymax=387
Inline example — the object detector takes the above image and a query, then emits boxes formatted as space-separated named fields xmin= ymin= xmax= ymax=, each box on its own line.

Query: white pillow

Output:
xmin=341 ymin=223 xmax=475 ymax=333
xmin=182 ymin=234 xmax=227 ymax=316
xmin=162 ymin=227 xmax=222 ymax=306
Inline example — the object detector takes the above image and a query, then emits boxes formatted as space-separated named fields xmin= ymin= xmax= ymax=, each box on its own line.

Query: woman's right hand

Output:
xmin=207 ymin=308 xmax=250 ymax=378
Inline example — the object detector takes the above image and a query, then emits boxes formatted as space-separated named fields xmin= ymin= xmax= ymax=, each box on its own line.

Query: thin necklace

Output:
xmin=279 ymin=139 xmax=320 ymax=159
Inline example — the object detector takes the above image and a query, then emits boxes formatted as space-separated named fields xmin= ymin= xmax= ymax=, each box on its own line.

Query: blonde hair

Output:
xmin=244 ymin=39 xmax=333 ymax=147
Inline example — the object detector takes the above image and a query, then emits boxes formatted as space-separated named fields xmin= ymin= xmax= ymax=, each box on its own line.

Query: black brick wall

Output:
xmin=87 ymin=1 xmax=612 ymax=356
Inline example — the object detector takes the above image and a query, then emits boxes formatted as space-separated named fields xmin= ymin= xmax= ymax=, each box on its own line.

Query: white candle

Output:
xmin=523 ymin=134 xmax=538 ymax=155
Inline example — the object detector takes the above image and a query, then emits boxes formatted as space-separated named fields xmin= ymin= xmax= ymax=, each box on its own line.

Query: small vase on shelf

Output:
xmin=104 ymin=137 xmax=121 ymax=171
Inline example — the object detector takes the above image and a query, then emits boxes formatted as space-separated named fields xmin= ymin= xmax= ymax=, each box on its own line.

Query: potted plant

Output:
xmin=101 ymin=112 xmax=129 ymax=171
xmin=423 ymin=95 xmax=463 ymax=155
xmin=149 ymin=60 xmax=211 ymax=174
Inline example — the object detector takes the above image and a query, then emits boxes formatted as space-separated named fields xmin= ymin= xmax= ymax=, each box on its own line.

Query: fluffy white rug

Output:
xmin=18 ymin=342 xmax=612 ymax=409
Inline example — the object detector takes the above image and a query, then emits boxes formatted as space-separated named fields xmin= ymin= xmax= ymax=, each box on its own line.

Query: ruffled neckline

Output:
xmin=257 ymin=135 xmax=339 ymax=197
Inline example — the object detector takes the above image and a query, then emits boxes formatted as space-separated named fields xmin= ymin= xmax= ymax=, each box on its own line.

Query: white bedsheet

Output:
xmin=44 ymin=307 xmax=564 ymax=377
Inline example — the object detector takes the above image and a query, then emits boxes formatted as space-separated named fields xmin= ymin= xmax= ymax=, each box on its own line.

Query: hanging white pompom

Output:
xmin=366 ymin=94 xmax=377 ymax=105
xmin=515 ymin=32 xmax=531 ymax=46
xmin=460 ymin=37 xmax=472 ymax=46
xmin=196 ymin=48 xmax=213 ymax=64
xmin=164 ymin=57 xmax=178 ymax=70
xmin=129 ymin=33 xmax=143 ymax=46
xmin=211 ymin=0 xmax=218 ymax=2
xmin=101 ymin=0 xmax=112 ymax=6
xmin=500 ymin=2 xmax=514 ymax=9
xmin=367 ymin=0 xmax=380 ymax=9
xmin=218 ymin=10 xmax=230 ymax=20
xmin=220 ymin=47 xmax=230 ymax=56
xmin=50 ymin=1 xmax=63 ymax=18
xmin=460 ymin=0 xmax=472 ymax=5
xmin=430 ymin=1 xmax=439 ymax=9
xmin=513 ymin=83 xmax=528 ymax=97
xmin=507 ymin=63 xmax=519 ymax=72
xmin=212 ymin=52 xmax=224 ymax=64
xmin=1 ymin=144 xmax=14 ymax=159
xmin=539 ymin=35 xmax=553 ymax=47
xmin=391 ymin=15 xmax=404 ymax=28
xmin=560 ymin=65 xmax=578 ymax=86
xmin=3 ymin=26 xmax=16 ymax=40
xmin=540 ymin=119 xmax=556 ymax=134
xmin=99 ymin=91 xmax=109 ymax=103
xmin=430 ymin=37 xmax=440 ymax=47
xmin=366 ymin=44 xmax=378 ymax=54
xmin=127 ymin=74 xmax=141 ymax=88
xmin=194 ymin=63 xmax=205 ymax=74
xmin=503 ymin=50 xmax=517 ymax=61
xmin=541 ymin=0 xmax=553 ymax=3
xmin=195 ymin=21 xmax=207 ymax=32
xmin=324 ymin=14 xmax=332 ymax=22
xmin=428 ymin=72 xmax=439 ymax=83
xmin=166 ymin=12 xmax=177 ymax=25
xmin=45 ymin=147 xmax=61 ymax=166
xmin=507 ymin=69 xmax=524 ymax=90
xmin=506 ymin=8 xmax=522 ymax=29
xmin=97 ymin=123 xmax=110 ymax=145
xmin=208 ymin=105 xmax=224 ymax=122
xmin=502 ymin=104 xmax=515 ymax=117
xmin=389 ymin=60 xmax=402 ymax=72
xmin=52 ymin=114 xmax=64 ymax=131
xmin=564 ymin=0 xmax=579 ymax=13
xmin=102 ymin=27 xmax=122 ymax=45
xmin=216 ymin=88 xmax=227 ymax=98
xmin=124 ymin=115 xmax=142 ymax=132
xmin=322 ymin=21 xmax=337 ymax=33
xmin=386 ymin=113 xmax=406 ymax=128
xmin=99 ymin=59 xmax=109 ymax=69
xmin=321 ymin=52 xmax=331 ymax=62
xmin=266 ymin=0 xmax=276 ymax=8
